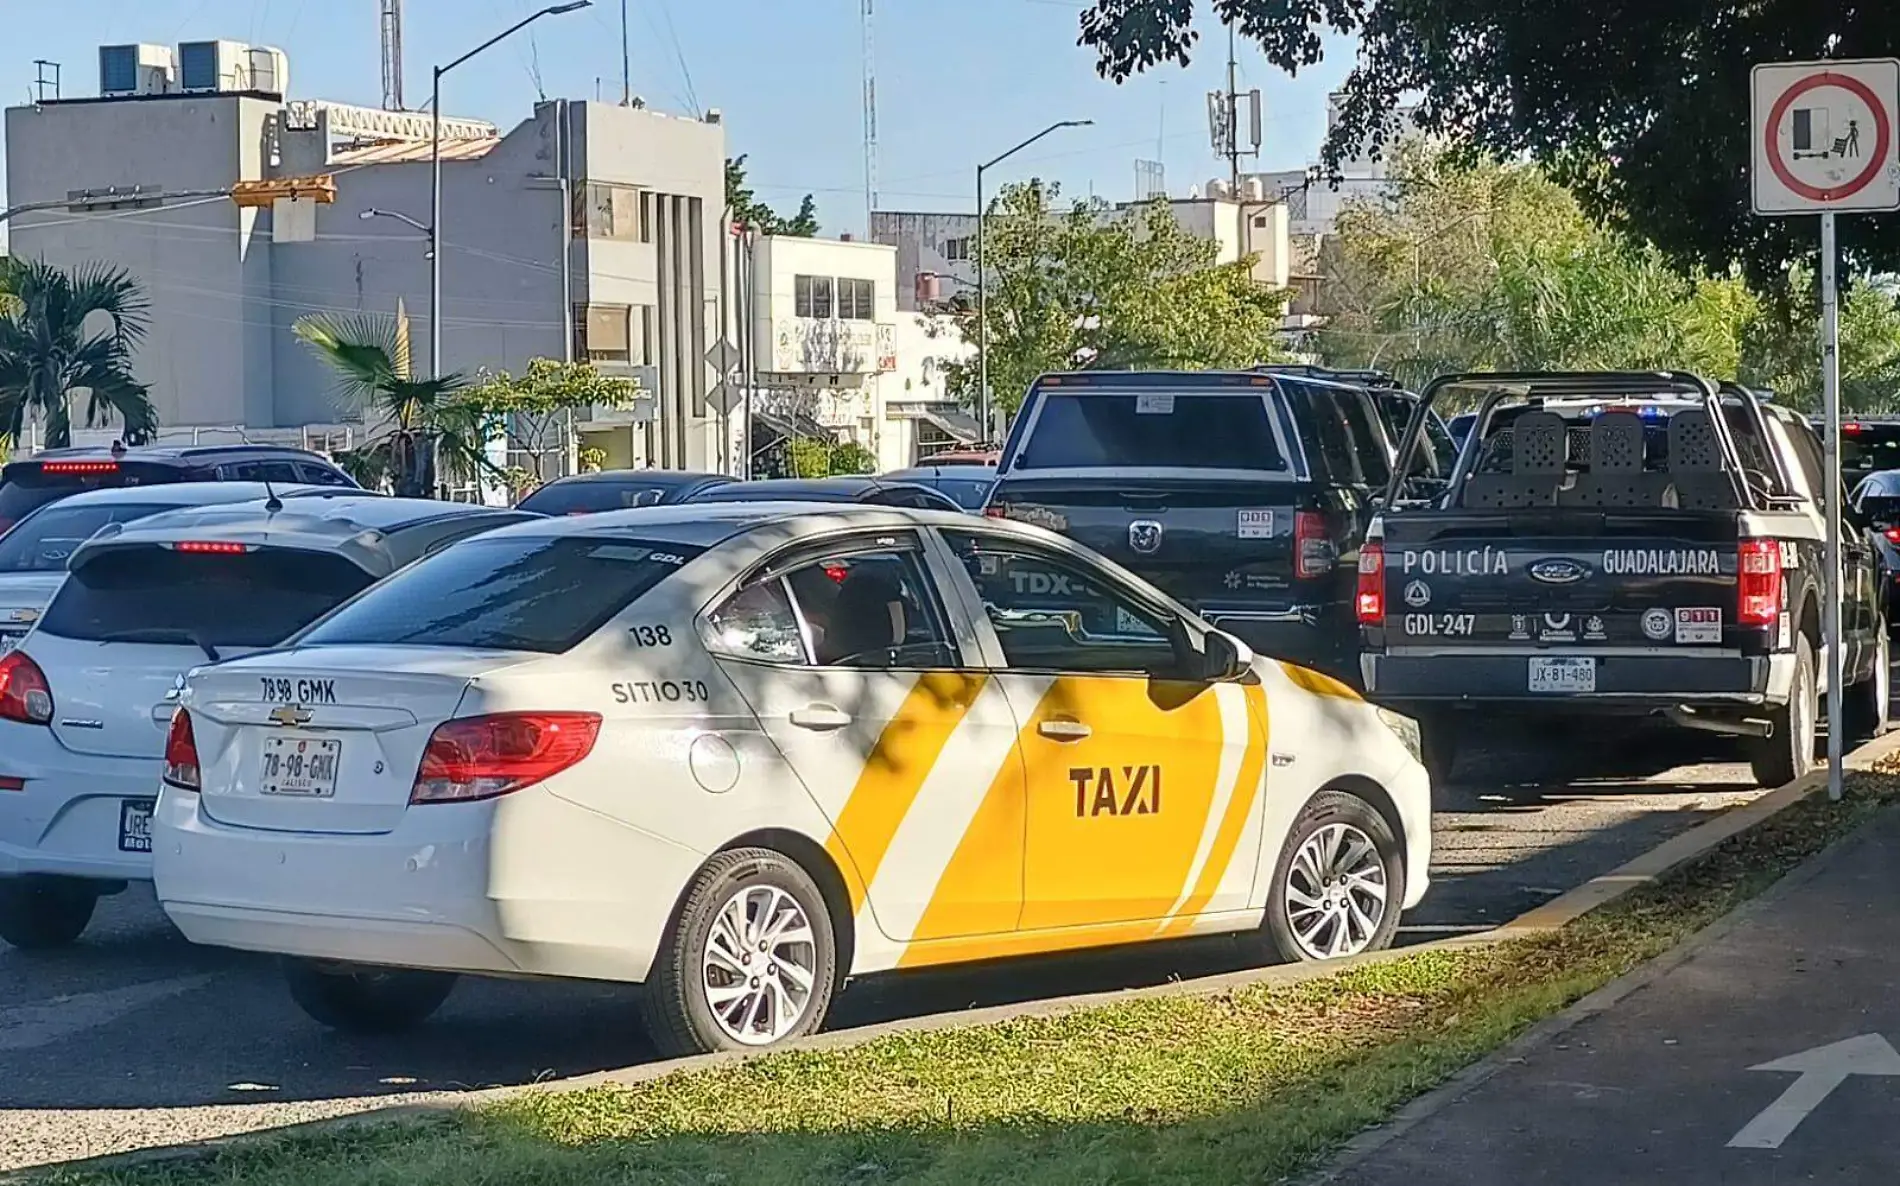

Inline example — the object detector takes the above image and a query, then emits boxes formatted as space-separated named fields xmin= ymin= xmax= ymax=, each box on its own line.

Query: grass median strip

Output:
xmin=40 ymin=769 xmax=1900 ymax=1186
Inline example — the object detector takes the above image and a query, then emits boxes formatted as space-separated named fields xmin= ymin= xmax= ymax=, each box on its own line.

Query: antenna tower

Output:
xmin=862 ymin=0 xmax=878 ymax=228
xmin=380 ymin=0 xmax=405 ymax=110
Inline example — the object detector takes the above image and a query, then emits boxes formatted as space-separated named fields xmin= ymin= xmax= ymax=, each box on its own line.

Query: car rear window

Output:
xmin=295 ymin=535 xmax=705 ymax=653
xmin=517 ymin=481 xmax=677 ymax=515
xmin=39 ymin=546 xmax=376 ymax=648
xmin=1842 ymin=424 xmax=1900 ymax=478
xmin=0 ymin=461 xmax=186 ymax=532
xmin=1014 ymin=391 xmax=1286 ymax=471
xmin=0 ymin=503 xmax=171 ymax=572
xmin=926 ymin=478 xmax=996 ymax=509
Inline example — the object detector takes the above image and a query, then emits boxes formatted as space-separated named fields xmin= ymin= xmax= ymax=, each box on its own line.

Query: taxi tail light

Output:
xmin=1295 ymin=510 xmax=1335 ymax=578
xmin=0 ymin=651 xmax=53 ymax=726
xmin=163 ymin=709 xmax=201 ymax=791
xmin=1738 ymin=538 xmax=1783 ymax=628
xmin=410 ymin=712 xmax=602 ymax=804
xmin=1356 ymin=541 xmax=1386 ymax=625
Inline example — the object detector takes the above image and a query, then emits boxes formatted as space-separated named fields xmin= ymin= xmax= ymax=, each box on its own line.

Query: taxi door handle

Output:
xmin=789 ymin=703 xmax=852 ymax=731
xmin=1038 ymin=718 xmax=1092 ymax=741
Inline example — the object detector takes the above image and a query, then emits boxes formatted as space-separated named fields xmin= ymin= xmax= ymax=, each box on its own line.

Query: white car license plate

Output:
xmin=118 ymin=798 xmax=154 ymax=853
xmin=1528 ymin=656 xmax=1596 ymax=693
xmin=0 ymin=633 xmax=19 ymax=655
xmin=260 ymin=735 xmax=342 ymax=798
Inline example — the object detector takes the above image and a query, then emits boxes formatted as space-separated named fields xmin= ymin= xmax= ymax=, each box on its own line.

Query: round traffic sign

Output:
xmin=1764 ymin=71 xmax=1893 ymax=203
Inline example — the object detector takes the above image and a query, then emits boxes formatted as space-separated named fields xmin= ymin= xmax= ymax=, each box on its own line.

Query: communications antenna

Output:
xmin=379 ymin=0 xmax=404 ymax=110
xmin=862 ymin=0 xmax=878 ymax=228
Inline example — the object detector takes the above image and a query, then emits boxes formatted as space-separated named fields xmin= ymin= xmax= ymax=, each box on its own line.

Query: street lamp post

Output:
xmin=430 ymin=1 xmax=591 ymax=378
xmin=975 ymin=119 xmax=1091 ymax=439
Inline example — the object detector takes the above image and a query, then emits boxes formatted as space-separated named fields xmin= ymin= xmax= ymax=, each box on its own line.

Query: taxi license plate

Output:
xmin=1528 ymin=657 xmax=1595 ymax=693
xmin=260 ymin=735 xmax=342 ymax=798
xmin=118 ymin=798 xmax=155 ymax=853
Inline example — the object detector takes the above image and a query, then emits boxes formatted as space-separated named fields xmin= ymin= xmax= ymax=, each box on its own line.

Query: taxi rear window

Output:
xmin=295 ymin=535 xmax=704 ymax=654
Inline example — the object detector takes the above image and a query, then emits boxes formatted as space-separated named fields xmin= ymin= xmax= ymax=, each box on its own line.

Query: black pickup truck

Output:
xmin=984 ymin=368 xmax=1443 ymax=682
xmin=1363 ymin=372 xmax=1888 ymax=787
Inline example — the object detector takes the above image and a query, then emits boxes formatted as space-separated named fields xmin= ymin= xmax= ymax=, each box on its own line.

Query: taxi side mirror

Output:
xmin=1198 ymin=629 xmax=1254 ymax=682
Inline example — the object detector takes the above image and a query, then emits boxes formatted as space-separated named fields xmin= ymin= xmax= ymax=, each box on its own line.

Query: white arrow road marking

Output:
xmin=1728 ymin=1034 xmax=1900 ymax=1149
xmin=0 ymin=974 xmax=214 ymax=1053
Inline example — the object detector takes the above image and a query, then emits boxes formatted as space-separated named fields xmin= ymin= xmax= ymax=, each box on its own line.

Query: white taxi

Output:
xmin=152 ymin=505 xmax=1430 ymax=1055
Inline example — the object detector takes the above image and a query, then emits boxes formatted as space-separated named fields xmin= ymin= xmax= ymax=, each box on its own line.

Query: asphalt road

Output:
xmin=0 ymin=724 xmax=1773 ymax=1171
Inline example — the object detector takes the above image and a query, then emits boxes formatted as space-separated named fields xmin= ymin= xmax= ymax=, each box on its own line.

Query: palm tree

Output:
xmin=292 ymin=308 xmax=493 ymax=496
xmin=0 ymin=259 xmax=158 ymax=448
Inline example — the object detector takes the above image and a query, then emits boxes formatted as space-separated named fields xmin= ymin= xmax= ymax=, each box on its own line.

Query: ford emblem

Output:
xmin=1528 ymin=558 xmax=1588 ymax=586
xmin=1128 ymin=520 xmax=1164 ymax=555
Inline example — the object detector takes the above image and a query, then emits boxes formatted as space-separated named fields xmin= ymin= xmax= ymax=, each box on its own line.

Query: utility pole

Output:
xmin=620 ymin=0 xmax=631 ymax=105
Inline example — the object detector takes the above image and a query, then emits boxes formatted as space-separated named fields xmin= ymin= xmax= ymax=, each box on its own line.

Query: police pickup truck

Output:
xmin=1362 ymin=371 xmax=1888 ymax=787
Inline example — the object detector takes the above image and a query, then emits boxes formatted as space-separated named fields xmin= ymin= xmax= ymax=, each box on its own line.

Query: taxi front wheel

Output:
xmin=1261 ymin=791 xmax=1404 ymax=964
xmin=281 ymin=959 xmax=458 ymax=1034
xmin=641 ymin=848 xmax=839 ymax=1059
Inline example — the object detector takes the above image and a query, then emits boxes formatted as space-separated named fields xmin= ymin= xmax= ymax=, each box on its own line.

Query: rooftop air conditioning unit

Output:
xmin=99 ymin=44 xmax=175 ymax=97
xmin=177 ymin=39 xmax=251 ymax=92
xmin=247 ymin=46 xmax=289 ymax=97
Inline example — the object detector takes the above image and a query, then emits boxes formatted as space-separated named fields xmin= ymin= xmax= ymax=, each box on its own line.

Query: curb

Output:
xmin=22 ymin=734 xmax=1900 ymax=1179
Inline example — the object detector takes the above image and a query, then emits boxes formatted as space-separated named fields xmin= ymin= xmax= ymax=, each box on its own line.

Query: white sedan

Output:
xmin=152 ymin=504 xmax=1430 ymax=1056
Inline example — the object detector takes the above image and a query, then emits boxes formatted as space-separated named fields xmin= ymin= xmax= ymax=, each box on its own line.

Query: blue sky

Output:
xmin=6 ymin=0 xmax=1357 ymax=235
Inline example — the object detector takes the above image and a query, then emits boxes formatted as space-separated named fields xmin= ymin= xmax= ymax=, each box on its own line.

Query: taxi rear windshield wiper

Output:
xmin=96 ymin=629 xmax=221 ymax=663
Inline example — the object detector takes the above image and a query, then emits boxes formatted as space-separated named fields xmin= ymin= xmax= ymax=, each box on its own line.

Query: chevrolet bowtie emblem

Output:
xmin=7 ymin=608 xmax=38 ymax=624
xmin=268 ymin=705 xmax=314 ymax=726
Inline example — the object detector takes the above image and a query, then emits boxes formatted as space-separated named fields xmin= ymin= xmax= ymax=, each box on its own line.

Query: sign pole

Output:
xmin=1821 ymin=209 xmax=1845 ymax=801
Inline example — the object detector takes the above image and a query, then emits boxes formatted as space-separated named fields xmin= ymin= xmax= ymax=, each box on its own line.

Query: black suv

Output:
xmin=0 ymin=444 xmax=357 ymax=534
xmin=984 ymin=367 xmax=1416 ymax=682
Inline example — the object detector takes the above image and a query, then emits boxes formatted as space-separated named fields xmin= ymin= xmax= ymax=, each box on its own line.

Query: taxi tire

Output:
xmin=1751 ymin=636 xmax=1817 ymax=789
xmin=641 ymin=848 xmax=838 ymax=1059
xmin=281 ymin=959 xmax=458 ymax=1034
xmin=1261 ymin=790 xmax=1404 ymax=964
xmin=0 ymin=877 xmax=99 ymax=950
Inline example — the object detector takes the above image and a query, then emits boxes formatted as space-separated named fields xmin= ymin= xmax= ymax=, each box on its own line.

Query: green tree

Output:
xmin=944 ymin=182 xmax=1291 ymax=415
xmin=464 ymin=358 xmax=643 ymax=486
xmin=725 ymin=155 xmax=819 ymax=237
xmin=292 ymin=309 xmax=487 ymax=496
xmin=0 ymin=259 xmax=157 ymax=448
xmin=1075 ymin=2 xmax=1900 ymax=283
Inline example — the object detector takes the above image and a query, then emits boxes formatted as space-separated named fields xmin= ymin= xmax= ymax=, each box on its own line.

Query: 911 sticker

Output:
xmin=1675 ymin=607 xmax=1722 ymax=644
xmin=1237 ymin=509 xmax=1274 ymax=539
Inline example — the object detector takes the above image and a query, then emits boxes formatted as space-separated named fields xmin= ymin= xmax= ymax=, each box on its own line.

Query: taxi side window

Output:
xmin=942 ymin=531 xmax=1176 ymax=674
xmin=707 ymin=546 xmax=957 ymax=670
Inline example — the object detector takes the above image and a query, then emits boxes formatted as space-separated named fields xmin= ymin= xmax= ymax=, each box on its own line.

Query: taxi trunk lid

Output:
xmin=1378 ymin=509 xmax=1744 ymax=650
xmin=186 ymin=648 xmax=531 ymax=835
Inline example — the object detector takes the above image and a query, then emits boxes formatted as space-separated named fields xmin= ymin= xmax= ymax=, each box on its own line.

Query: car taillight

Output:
xmin=983 ymin=506 xmax=1008 ymax=519
xmin=1295 ymin=510 xmax=1335 ymax=579
xmin=38 ymin=460 xmax=118 ymax=474
xmin=1356 ymin=541 xmax=1386 ymax=625
xmin=1884 ymin=526 xmax=1900 ymax=545
xmin=0 ymin=652 xmax=52 ymax=725
xmin=163 ymin=709 xmax=201 ymax=791
xmin=410 ymin=712 xmax=602 ymax=804
xmin=173 ymin=541 xmax=248 ymax=554
xmin=1738 ymin=538 xmax=1783 ymax=628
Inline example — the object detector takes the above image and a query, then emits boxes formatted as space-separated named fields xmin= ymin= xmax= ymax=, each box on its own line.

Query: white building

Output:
xmin=740 ymin=233 xmax=973 ymax=473
xmin=5 ymin=40 xmax=729 ymax=474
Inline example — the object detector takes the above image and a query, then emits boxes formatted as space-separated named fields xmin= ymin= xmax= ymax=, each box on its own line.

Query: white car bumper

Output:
xmin=151 ymin=784 xmax=704 ymax=984
xmin=0 ymin=727 xmax=160 ymax=882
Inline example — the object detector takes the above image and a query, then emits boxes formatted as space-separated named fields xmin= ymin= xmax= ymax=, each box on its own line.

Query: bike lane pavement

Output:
xmin=1329 ymin=803 xmax=1900 ymax=1185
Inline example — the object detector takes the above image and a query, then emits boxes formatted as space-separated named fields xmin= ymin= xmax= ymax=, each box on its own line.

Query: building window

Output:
xmin=573 ymin=182 xmax=643 ymax=241
xmin=795 ymin=274 xmax=833 ymax=319
xmin=943 ymin=236 xmax=971 ymax=263
xmin=838 ymin=277 xmax=875 ymax=321
xmin=576 ymin=304 xmax=632 ymax=362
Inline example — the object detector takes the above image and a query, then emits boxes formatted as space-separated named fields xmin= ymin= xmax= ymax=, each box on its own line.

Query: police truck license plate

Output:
xmin=259 ymin=736 xmax=342 ymax=797
xmin=1528 ymin=657 xmax=1595 ymax=693
xmin=118 ymin=798 xmax=154 ymax=853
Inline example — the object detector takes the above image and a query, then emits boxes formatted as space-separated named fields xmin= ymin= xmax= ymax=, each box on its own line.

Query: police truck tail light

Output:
xmin=163 ymin=709 xmax=201 ymax=792
xmin=1737 ymin=538 xmax=1783 ymax=628
xmin=410 ymin=712 xmax=602 ymax=804
xmin=1356 ymin=541 xmax=1386 ymax=625
xmin=1295 ymin=510 xmax=1336 ymax=578
xmin=0 ymin=652 xmax=53 ymax=726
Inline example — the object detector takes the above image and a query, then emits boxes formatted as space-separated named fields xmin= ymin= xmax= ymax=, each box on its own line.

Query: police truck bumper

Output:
xmin=1361 ymin=650 xmax=1798 ymax=710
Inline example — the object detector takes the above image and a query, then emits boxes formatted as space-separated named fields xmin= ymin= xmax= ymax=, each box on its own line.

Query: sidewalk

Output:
xmin=1329 ymin=802 xmax=1900 ymax=1185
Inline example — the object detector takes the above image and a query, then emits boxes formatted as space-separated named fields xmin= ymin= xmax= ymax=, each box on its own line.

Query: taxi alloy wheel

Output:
xmin=642 ymin=848 xmax=839 ymax=1059
xmin=1263 ymin=791 xmax=1403 ymax=964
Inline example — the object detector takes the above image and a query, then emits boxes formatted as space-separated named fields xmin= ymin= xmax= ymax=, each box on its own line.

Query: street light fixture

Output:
xmin=975 ymin=118 xmax=1092 ymax=439
xmin=430 ymin=0 xmax=592 ymax=376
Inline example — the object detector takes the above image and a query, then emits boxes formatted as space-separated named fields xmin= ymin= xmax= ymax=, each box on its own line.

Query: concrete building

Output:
xmin=4 ymin=41 xmax=728 ymax=472
xmin=740 ymin=233 xmax=973 ymax=473
xmin=873 ymin=193 xmax=1291 ymax=316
